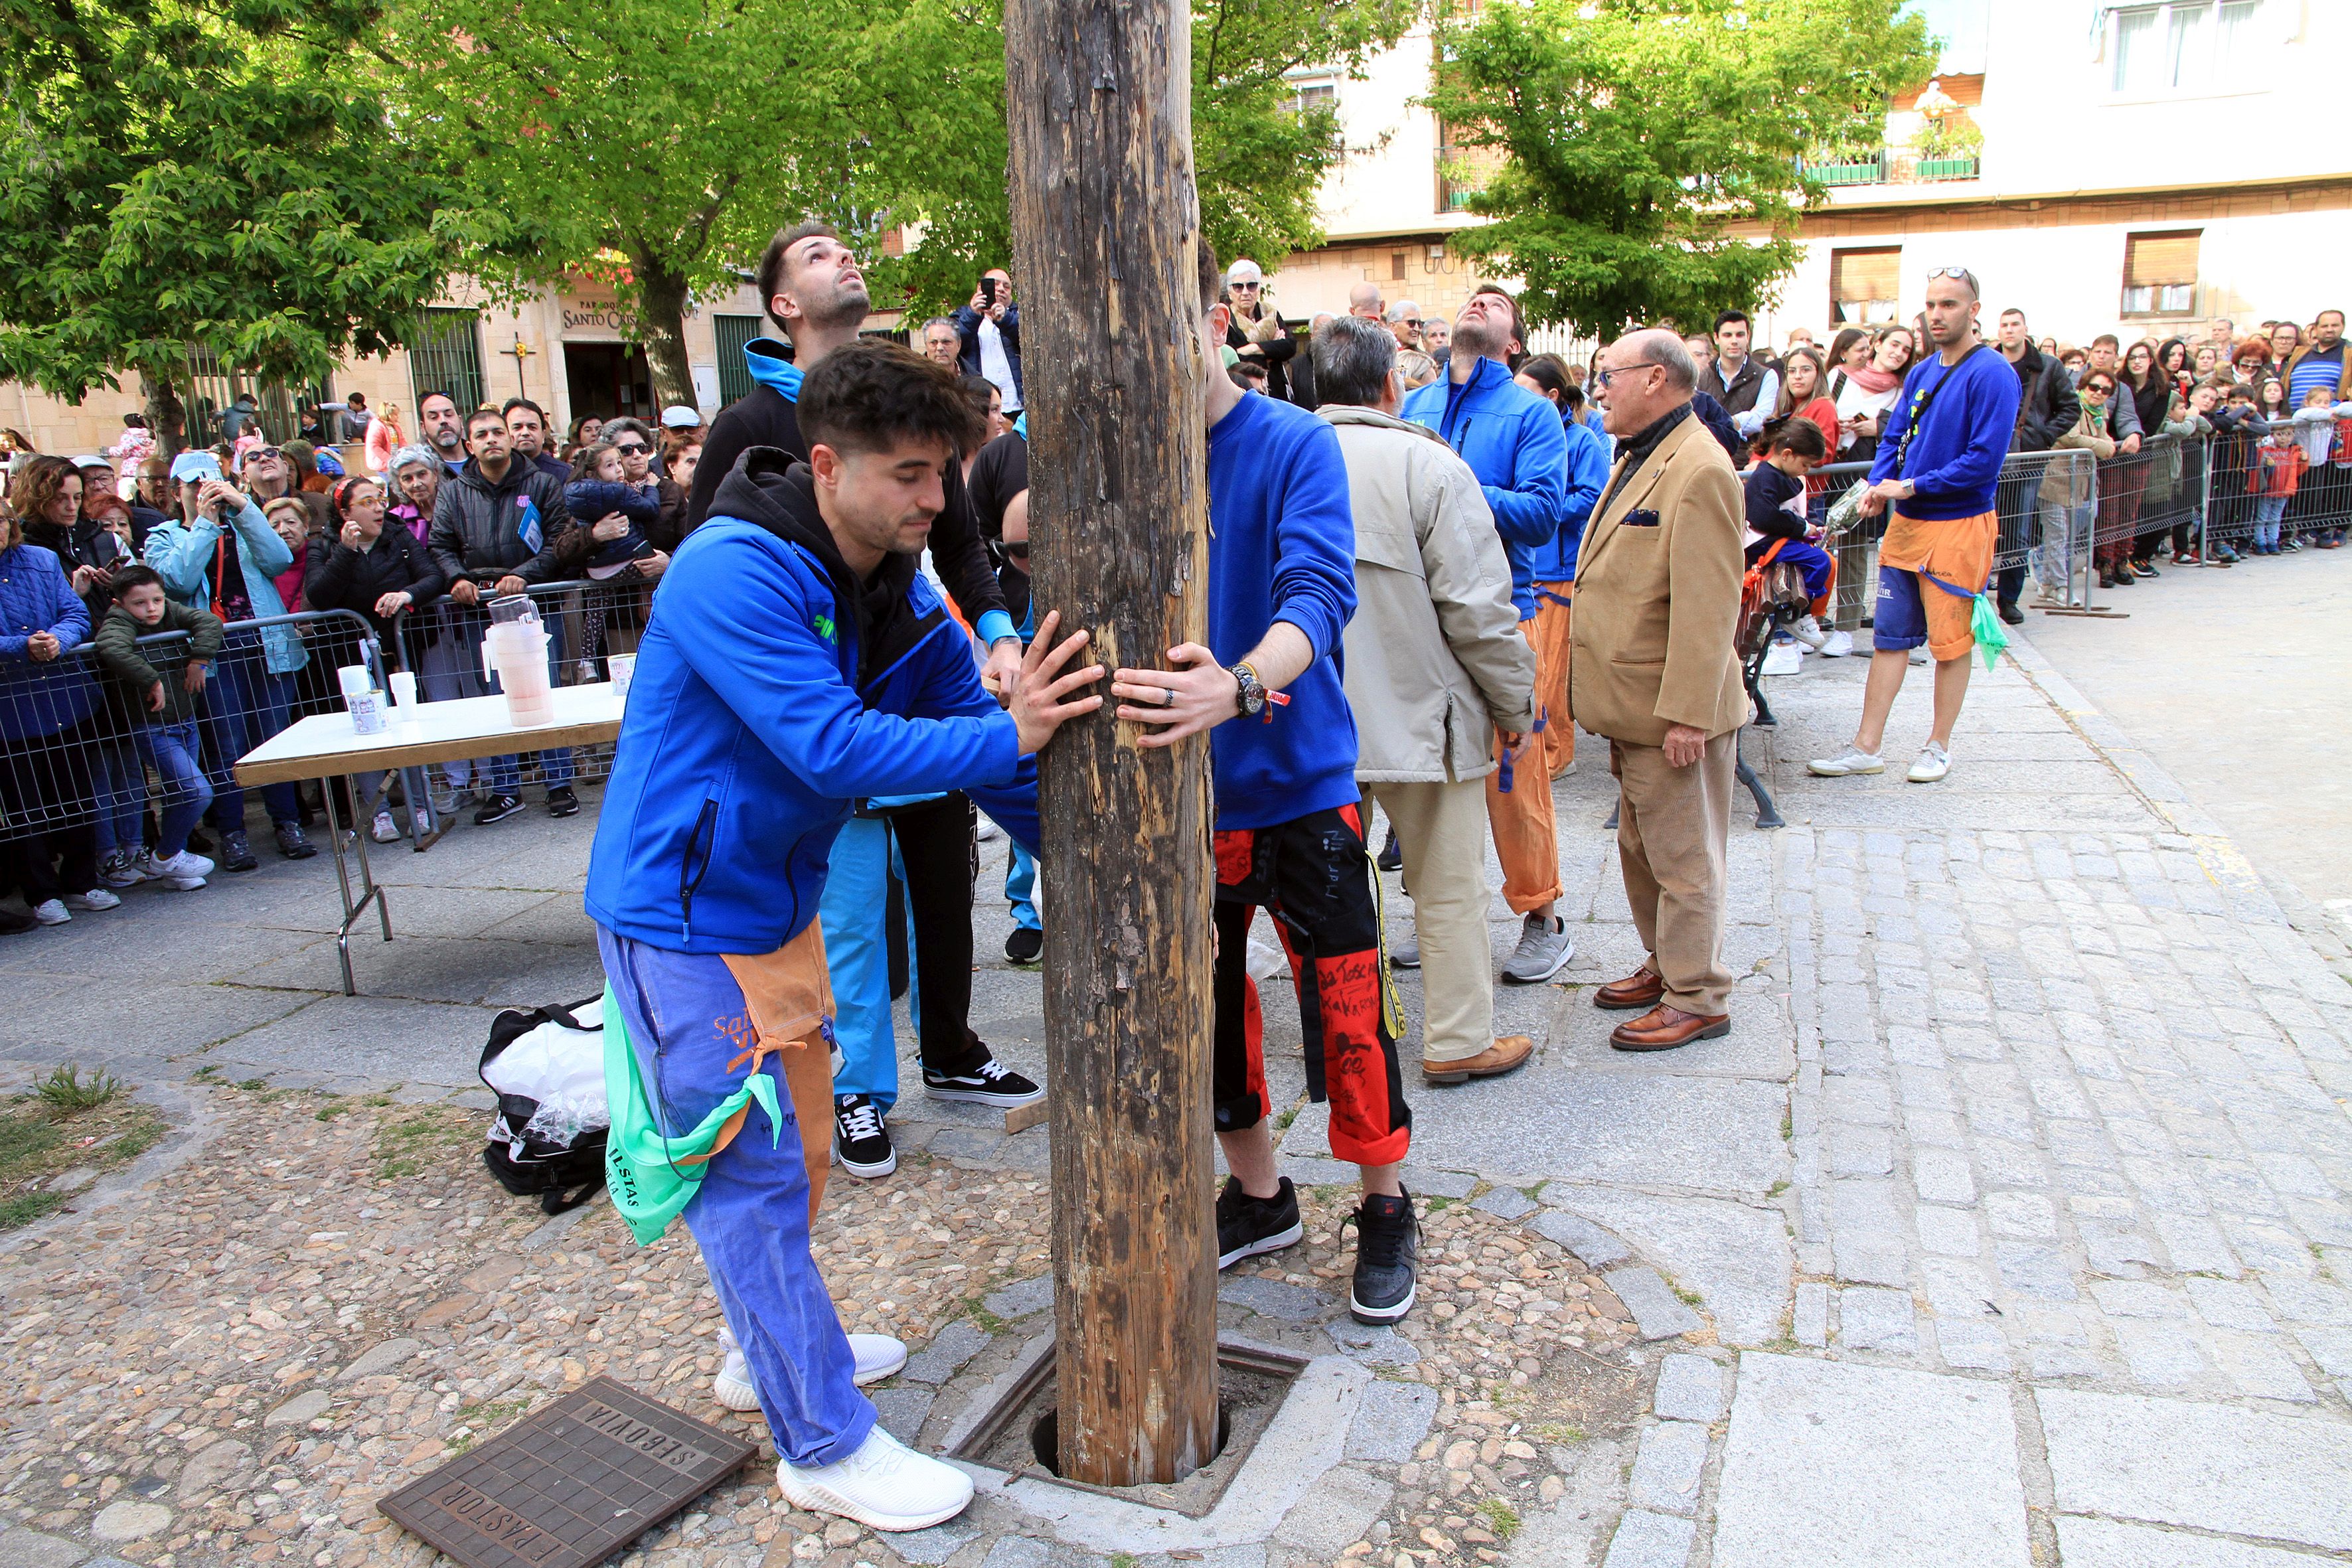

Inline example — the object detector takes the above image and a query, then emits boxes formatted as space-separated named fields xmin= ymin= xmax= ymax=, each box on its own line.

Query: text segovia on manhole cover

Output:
xmin=377 ymin=1376 xmax=755 ymax=1568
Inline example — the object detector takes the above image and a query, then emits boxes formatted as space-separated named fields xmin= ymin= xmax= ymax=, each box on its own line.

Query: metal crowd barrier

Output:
xmin=1814 ymin=447 xmax=2100 ymax=624
xmin=0 ymin=607 xmax=387 ymax=849
xmin=393 ymin=578 xmax=632 ymax=791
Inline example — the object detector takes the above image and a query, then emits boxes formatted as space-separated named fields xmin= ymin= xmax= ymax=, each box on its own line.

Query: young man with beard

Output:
xmin=1111 ymin=245 xmax=1419 ymax=1325
xmin=585 ymin=342 xmax=1101 ymax=1531
xmin=688 ymin=220 xmax=1040 ymax=1184
xmin=1397 ymin=286 xmax=1572 ymax=986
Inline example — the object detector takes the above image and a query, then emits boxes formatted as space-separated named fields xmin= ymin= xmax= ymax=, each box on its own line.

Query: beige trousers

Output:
xmin=1364 ymin=778 xmax=1494 ymax=1064
xmin=1608 ymin=733 xmax=1736 ymax=1018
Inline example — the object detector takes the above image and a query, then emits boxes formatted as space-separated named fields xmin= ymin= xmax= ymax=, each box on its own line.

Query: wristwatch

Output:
xmin=1231 ymin=661 xmax=1267 ymax=718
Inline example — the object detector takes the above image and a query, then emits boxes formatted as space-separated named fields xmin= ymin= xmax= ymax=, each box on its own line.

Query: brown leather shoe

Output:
xmin=1609 ymin=1004 xmax=1730 ymax=1052
xmin=1423 ymin=1034 xmax=1534 ymax=1086
xmin=1594 ymin=968 xmax=1666 ymax=1010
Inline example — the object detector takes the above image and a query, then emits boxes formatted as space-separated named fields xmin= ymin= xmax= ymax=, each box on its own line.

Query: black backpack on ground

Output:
xmin=479 ymin=993 xmax=609 ymax=1215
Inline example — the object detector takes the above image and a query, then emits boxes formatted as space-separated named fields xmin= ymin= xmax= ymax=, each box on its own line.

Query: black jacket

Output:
xmin=2004 ymin=345 xmax=2081 ymax=453
xmin=22 ymin=517 xmax=134 ymax=621
xmin=685 ymin=382 xmax=1008 ymax=627
xmin=304 ymin=525 xmax=445 ymax=645
xmin=1227 ymin=308 xmax=1299 ymax=404
xmin=428 ymin=456 xmax=574 ymax=587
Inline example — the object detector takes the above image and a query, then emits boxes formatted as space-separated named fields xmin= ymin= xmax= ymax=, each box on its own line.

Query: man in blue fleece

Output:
xmin=1399 ymin=287 xmax=1573 ymax=986
xmin=584 ymin=342 xmax=1101 ymax=1533
xmin=1111 ymin=243 xmax=1419 ymax=1327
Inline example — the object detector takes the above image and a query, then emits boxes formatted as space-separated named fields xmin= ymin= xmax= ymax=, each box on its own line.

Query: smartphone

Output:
xmin=980 ymin=277 xmax=998 ymax=307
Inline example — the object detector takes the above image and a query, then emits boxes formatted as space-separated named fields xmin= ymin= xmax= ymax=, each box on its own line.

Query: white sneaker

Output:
xmin=1907 ymin=645 xmax=1930 ymax=665
xmin=370 ymin=809 xmax=400 ymax=844
xmin=1820 ymin=629 xmax=1854 ymax=658
xmin=1790 ymin=615 xmax=1828 ymax=651
xmin=146 ymin=848 xmax=215 ymax=880
xmin=97 ymin=851 xmax=145 ymax=889
xmin=64 ymin=888 xmax=119 ymax=912
xmin=975 ymin=817 xmax=1002 ymax=844
xmin=32 ymin=899 xmax=69 ymax=926
xmin=776 ymin=1426 xmax=974 ymax=1533
xmin=1908 ymin=742 xmax=1951 ymax=783
xmin=1761 ymin=641 xmax=1802 ymax=676
xmin=1807 ymin=745 xmax=1884 ymax=777
xmin=715 ymin=1330 xmax=908 ymax=1409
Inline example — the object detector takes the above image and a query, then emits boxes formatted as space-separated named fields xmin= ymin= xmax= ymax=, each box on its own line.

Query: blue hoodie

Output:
xmin=584 ymin=453 xmax=1034 ymax=954
xmin=1399 ymin=355 xmax=1567 ymax=618
xmin=1868 ymin=345 xmax=2023 ymax=520
xmin=1206 ymin=391 xmax=1360 ymax=831
xmin=1528 ymin=411 xmax=1611 ymax=584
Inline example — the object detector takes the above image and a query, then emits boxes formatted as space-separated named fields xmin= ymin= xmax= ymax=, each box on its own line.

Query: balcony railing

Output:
xmin=1802 ymin=148 xmax=1981 ymax=189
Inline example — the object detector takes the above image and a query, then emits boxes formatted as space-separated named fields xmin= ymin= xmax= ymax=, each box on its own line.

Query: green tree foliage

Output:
xmin=0 ymin=0 xmax=473 ymax=452
xmin=1427 ymin=0 xmax=1936 ymax=338
xmin=384 ymin=0 xmax=1411 ymax=403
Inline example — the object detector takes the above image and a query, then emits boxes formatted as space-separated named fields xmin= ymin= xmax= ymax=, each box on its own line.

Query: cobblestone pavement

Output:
xmin=1 ymin=619 xmax=2348 ymax=1568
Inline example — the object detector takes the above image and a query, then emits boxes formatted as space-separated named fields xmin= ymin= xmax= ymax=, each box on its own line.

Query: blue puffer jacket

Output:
xmin=0 ymin=543 xmax=96 ymax=742
xmin=1400 ymin=355 xmax=1567 ymax=619
xmin=585 ymin=451 xmax=1035 ymax=955
xmin=143 ymin=497 xmax=308 ymax=674
xmin=1528 ymin=412 xmax=1613 ymax=584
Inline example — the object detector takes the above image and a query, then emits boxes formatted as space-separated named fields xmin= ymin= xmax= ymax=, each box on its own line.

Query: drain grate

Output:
xmin=378 ymin=1376 xmax=755 ymax=1568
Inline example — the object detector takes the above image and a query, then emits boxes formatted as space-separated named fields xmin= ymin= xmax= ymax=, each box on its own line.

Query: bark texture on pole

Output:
xmin=1003 ymin=0 xmax=1219 ymax=1489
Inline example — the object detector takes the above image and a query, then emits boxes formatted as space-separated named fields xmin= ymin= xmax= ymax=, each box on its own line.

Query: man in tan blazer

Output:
xmin=1572 ymin=329 xmax=1749 ymax=1051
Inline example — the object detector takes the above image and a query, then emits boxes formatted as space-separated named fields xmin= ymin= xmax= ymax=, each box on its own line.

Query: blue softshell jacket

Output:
xmin=1399 ymin=354 xmax=1567 ymax=618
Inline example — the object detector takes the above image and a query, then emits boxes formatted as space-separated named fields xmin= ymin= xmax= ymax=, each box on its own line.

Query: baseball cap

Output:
xmin=1227 ymin=258 xmax=1264 ymax=284
xmin=660 ymin=405 xmax=702 ymax=430
xmin=169 ymin=451 xmax=224 ymax=485
xmin=70 ymin=454 xmax=107 ymax=469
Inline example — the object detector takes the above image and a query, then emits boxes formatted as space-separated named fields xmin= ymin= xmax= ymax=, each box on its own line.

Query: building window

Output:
xmin=1830 ymin=248 xmax=1903 ymax=327
xmin=713 ymin=314 xmax=763 ymax=407
xmin=407 ymin=307 xmax=486 ymax=419
xmin=2110 ymin=1 xmax=2264 ymax=96
xmin=1282 ymin=78 xmax=1336 ymax=117
xmin=2121 ymin=230 xmax=2200 ymax=318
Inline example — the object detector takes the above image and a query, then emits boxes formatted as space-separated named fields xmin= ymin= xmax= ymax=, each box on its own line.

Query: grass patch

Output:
xmin=963 ymin=1298 xmax=1008 ymax=1335
xmin=1477 ymin=1498 xmax=1522 ymax=1542
xmin=1425 ymin=1196 xmax=1456 ymax=1214
xmin=315 ymin=1092 xmax=392 ymax=1123
xmin=0 ymin=1071 xmax=171 ymax=1231
xmin=1767 ymin=1179 xmax=1790 ymax=1198
xmin=446 ymin=1397 xmax=533 ymax=1455
xmin=1672 ymin=1283 xmax=1703 ymax=1307
xmin=36 ymin=1064 xmax=122 ymax=1111
xmin=374 ymin=1111 xmax=473 ymax=1180
xmin=1531 ymin=1421 xmax=1587 ymax=1445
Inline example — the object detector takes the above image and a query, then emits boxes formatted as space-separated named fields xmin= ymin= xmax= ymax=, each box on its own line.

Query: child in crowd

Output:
xmin=1743 ymin=416 xmax=1837 ymax=654
xmin=2250 ymin=418 xmax=2302 ymax=556
xmin=565 ymin=441 xmax=660 ymax=679
xmin=2205 ymin=381 xmax=2265 ymax=557
xmin=90 ymin=566 xmax=220 ymax=890
xmin=2288 ymin=386 xmax=2341 ymax=551
xmin=2163 ymin=387 xmax=2219 ymax=565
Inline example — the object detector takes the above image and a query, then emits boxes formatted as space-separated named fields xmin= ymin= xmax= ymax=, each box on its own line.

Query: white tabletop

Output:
xmin=234 ymin=682 xmax=626 ymax=787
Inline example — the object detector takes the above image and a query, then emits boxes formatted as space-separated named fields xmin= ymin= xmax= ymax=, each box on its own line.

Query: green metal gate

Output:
xmin=407 ymin=307 xmax=487 ymax=415
xmin=713 ymin=313 xmax=762 ymax=408
xmin=181 ymin=345 xmax=321 ymax=446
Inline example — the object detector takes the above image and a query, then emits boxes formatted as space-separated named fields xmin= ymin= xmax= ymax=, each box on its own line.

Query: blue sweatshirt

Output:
xmin=1207 ymin=391 xmax=1360 ymax=831
xmin=1868 ymin=345 xmax=2024 ymax=520
xmin=1528 ymin=412 xmax=1612 ymax=583
xmin=1399 ymin=355 xmax=1567 ymax=618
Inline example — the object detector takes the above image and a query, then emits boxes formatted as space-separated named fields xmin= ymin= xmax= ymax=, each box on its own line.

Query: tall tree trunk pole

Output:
xmin=1003 ymin=0 xmax=1219 ymax=1488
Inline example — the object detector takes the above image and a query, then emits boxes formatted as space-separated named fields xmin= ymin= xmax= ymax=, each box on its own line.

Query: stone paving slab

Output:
xmin=2053 ymin=1516 xmax=2330 ymax=1568
xmin=2038 ymin=1387 xmax=2352 ymax=1552
xmin=1712 ymin=1354 xmax=2029 ymax=1568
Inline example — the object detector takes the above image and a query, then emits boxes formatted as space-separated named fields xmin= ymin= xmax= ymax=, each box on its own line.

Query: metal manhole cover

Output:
xmin=378 ymin=1375 xmax=756 ymax=1568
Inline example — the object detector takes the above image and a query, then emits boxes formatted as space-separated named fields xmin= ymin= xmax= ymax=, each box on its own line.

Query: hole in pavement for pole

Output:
xmin=1027 ymin=1399 xmax=1232 ymax=1479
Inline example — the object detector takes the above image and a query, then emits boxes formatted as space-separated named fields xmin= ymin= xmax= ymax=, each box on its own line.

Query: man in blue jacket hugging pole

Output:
xmin=583 ymin=341 xmax=1101 ymax=1533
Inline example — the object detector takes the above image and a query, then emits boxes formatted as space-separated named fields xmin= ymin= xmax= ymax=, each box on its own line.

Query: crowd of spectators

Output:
xmin=2 ymin=277 xmax=2344 ymax=940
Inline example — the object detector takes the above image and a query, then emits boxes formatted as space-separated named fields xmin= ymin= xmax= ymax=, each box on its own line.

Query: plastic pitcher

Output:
xmin=481 ymin=595 xmax=555 ymax=727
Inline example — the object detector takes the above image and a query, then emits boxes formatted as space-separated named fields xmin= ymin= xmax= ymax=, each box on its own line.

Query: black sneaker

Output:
xmin=1004 ymin=925 xmax=1044 ymax=965
xmin=833 ymin=1094 xmax=896 ymax=1178
xmin=473 ymin=793 xmax=526 ymax=826
xmin=274 ymin=821 xmax=317 ymax=860
xmin=1216 ymin=1175 xmax=1303 ymax=1269
xmin=1375 ymin=829 xmax=1403 ymax=873
xmin=546 ymin=785 xmax=580 ymax=819
xmin=1346 ymin=1188 xmax=1419 ymax=1324
xmin=922 ymin=1048 xmax=1044 ymax=1108
xmin=219 ymin=830 xmax=258 ymax=873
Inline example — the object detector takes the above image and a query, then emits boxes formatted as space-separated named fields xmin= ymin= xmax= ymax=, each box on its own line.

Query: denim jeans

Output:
xmin=418 ymin=605 xmax=574 ymax=795
xmin=2035 ymin=501 xmax=2088 ymax=591
xmin=2255 ymin=495 xmax=2286 ymax=550
xmin=93 ymin=741 xmax=145 ymax=862
xmin=596 ymin=927 xmax=875 ymax=1468
xmin=202 ymin=635 xmax=300 ymax=832
xmin=137 ymin=720 xmax=213 ymax=859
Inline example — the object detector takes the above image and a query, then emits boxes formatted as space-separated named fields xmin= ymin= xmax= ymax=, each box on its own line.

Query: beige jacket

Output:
xmin=2037 ymin=410 xmax=2115 ymax=508
xmin=1322 ymin=406 xmax=1537 ymax=783
xmin=1569 ymin=408 xmax=1749 ymax=747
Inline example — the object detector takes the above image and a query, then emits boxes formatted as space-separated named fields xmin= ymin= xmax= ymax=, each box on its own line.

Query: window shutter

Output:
xmin=2124 ymin=230 xmax=2200 ymax=287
